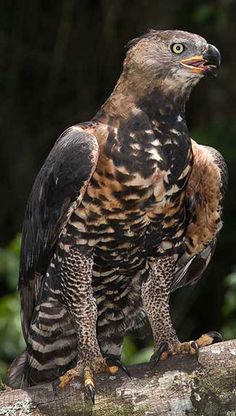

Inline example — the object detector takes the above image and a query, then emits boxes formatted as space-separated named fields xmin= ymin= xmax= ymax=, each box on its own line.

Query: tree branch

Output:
xmin=1 ymin=340 xmax=236 ymax=415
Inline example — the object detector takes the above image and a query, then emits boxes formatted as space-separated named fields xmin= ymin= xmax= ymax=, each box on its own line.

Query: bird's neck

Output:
xmin=95 ymin=71 xmax=189 ymax=127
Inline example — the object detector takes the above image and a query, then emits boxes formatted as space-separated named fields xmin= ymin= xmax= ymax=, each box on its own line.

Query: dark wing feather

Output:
xmin=171 ymin=142 xmax=228 ymax=292
xmin=171 ymin=242 xmax=215 ymax=292
xmin=19 ymin=126 xmax=99 ymax=339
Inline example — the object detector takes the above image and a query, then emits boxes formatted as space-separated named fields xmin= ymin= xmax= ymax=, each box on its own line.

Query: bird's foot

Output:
xmin=152 ymin=331 xmax=223 ymax=364
xmin=55 ymin=355 xmax=130 ymax=404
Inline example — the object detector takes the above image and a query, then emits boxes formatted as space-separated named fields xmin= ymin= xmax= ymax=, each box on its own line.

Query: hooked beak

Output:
xmin=180 ymin=44 xmax=221 ymax=76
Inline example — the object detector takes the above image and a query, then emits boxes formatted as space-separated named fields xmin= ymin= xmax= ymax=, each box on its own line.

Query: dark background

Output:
xmin=0 ymin=0 xmax=236 ymax=376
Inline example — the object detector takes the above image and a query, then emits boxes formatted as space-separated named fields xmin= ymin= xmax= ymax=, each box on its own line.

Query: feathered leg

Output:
xmin=142 ymin=256 xmax=222 ymax=363
xmin=142 ymin=256 xmax=178 ymax=354
xmin=58 ymin=246 xmax=129 ymax=402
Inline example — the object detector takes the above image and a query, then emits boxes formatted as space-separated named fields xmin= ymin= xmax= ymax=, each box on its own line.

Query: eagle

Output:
xmin=8 ymin=30 xmax=227 ymax=403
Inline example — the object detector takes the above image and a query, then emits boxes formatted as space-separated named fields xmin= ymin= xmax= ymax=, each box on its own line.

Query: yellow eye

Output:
xmin=171 ymin=43 xmax=185 ymax=54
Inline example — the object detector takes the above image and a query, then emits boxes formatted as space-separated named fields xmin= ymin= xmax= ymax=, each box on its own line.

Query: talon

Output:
xmin=86 ymin=383 xmax=96 ymax=405
xmin=84 ymin=367 xmax=96 ymax=404
xmin=190 ymin=341 xmax=199 ymax=355
xmin=205 ymin=331 xmax=223 ymax=343
xmin=52 ymin=378 xmax=60 ymax=396
xmin=151 ymin=341 xmax=169 ymax=366
xmin=105 ymin=356 xmax=132 ymax=379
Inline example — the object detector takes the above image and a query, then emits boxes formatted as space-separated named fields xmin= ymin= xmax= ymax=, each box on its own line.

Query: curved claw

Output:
xmin=190 ymin=341 xmax=199 ymax=355
xmin=151 ymin=341 xmax=169 ymax=367
xmin=206 ymin=331 xmax=223 ymax=343
xmin=52 ymin=378 xmax=60 ymax=396
xmin=105 ymin=356 xmax=132 ymax=379
xmin=87 ymin=383 xmax=95 ymax=405
xmin=190 ymin=341 xmax=199 ymax=351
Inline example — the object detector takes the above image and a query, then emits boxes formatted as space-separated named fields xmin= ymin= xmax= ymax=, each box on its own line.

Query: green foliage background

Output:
xmin=0 ymin=0 xmax=235 ymax=381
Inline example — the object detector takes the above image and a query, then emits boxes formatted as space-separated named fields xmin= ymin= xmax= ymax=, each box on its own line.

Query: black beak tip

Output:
xmin=203 ymin=44 xmax=221 ymax=74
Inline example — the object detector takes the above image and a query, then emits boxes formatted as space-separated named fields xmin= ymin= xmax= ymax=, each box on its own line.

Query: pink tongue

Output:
xmin=188 ymin=60 xmax=204 ymax=67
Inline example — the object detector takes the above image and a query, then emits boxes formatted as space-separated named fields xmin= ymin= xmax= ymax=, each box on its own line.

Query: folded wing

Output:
xmin=19 ymin=126 xmax=99 ymax=339
xmin=171 ymin=140 xmax=228 ymax=291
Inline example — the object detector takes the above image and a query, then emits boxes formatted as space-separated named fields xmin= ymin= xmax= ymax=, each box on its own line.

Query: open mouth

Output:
xmin=180 ymin=45 xmax=220 ymax=76
xmin=180 ymin=55 xmax=217 ymax=74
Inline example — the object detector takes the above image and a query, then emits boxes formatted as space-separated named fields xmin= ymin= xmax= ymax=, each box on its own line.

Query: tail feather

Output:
xmin=7 ymin=351 xmax=28 ymax=388
xmin=25 ymin=296 xmax=77 ymax=385
xmin=7 ymin=298 xmax=78 ymax=387
xmin=10 ymin=271 xmax=78 ymax=386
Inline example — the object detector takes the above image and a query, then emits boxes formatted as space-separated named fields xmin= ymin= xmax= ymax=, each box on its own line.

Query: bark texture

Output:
xmin=1 ymin=340 xmax=236 ymax=416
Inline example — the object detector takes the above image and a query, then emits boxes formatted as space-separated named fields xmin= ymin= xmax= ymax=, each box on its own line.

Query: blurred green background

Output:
xmin=0 ymin=0 xmax=236 ymax=381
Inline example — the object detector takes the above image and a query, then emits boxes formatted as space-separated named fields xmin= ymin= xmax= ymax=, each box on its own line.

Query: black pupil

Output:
xmin=176 ymin=45 xmax=181 ymax=50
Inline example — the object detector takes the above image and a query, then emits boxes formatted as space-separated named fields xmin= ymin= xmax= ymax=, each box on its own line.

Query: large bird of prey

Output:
xmin=8 ymin=30 xmax=227 ymax=402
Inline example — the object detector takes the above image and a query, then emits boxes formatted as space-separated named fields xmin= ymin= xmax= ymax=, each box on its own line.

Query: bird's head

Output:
xmin=124 ymin=30 xmax=221 ymax=96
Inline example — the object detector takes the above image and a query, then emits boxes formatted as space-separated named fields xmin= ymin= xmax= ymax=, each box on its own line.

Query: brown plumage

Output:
xmin=186 ymin=141 xmax=226 ymax=255
xmin=8 ymin=30 xmax=227 ymax=401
